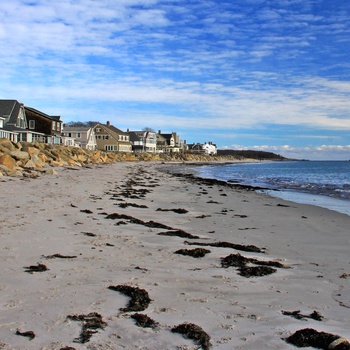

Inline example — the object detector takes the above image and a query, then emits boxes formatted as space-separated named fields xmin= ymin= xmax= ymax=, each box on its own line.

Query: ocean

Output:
xmin=184 ymin=161 xmax=350 ymax=216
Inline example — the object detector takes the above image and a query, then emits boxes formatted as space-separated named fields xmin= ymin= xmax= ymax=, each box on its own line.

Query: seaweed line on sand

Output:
xmin=66 ymin=312 xmax=107 ymax=344
xmin=184 ymin=240 xmax=265 ymax=253
xmin=172 ymin=323 xmax=211 ymax=350
xmin=108 ymin=285 xmax=152 ymax=312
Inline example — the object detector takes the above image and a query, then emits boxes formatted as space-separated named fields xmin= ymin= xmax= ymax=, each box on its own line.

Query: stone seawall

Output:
xmin=0 ymin=138 xmax=236 ymax=178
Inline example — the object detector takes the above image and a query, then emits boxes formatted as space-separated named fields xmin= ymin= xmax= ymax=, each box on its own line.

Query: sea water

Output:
xmin=186 ymin=161 xmax=350 ymax=216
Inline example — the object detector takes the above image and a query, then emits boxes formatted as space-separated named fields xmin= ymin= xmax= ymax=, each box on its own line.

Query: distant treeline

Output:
xmin=217 ymin=149 xmax=286 ymax=160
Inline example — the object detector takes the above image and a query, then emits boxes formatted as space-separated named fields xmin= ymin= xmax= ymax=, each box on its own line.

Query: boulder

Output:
xmin=9 ymin=150 xmax=30 ymax=161
xmin=0 ymin=154 xmax=16 ymax=169
xmin=0 ymin=138 xmax=16 ymax=151
xmin=21 ymin=146 xmax=41 ymax=157
xmin=30 ymin=155 xmax=45 ymax=168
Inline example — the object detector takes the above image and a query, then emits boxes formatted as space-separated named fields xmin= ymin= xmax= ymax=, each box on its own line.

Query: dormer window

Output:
xmin=29 ymin=120 xmax=35 ymax=129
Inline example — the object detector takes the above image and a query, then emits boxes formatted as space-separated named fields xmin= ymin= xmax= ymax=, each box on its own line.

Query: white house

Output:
xmin=62 ymin=126 xmax=97 ymax=150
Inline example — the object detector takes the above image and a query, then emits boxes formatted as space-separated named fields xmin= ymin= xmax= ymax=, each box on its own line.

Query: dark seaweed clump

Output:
xmin=156 ymin=208 xmax=188 ymax=214
xmin=44 ymin=253 xmax=77 ymax=259
xmin=158 ymin=230 xmax=200 ymax=239
xmin=105 ymin=213 xmax=173 ymax=229
xmin=172 ymin=323 xmax=211 ymax=350
xmin=220 ymin=253 xmax=287 ymax=277
xmin=174 ymin=248 xmax=211 ymax=258
xmin=285 ymin=328 xmax=350 ymax=349
xmin=238 ymin=265 xmax=277 ymax=277
xmin=184 ymin=240 xmax=264 ymax=253
xmin=24 ymin=263 xmax=49 ymax=273
xmin=130 ymin=313 xmax=159 ymax=329
xmin=282 ymin=310 xmax=324 ymax=321
xmin=16 ymin=329 xmax=35 ymax=340
xmin=67 ymin=312 xmax=107 ymax=344
xmin=108 ymin=285 xmax=151 ymax=312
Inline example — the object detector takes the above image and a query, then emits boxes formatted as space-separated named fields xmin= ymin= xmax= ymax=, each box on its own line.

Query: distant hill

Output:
xmin=217 ymin=149 xmax=286 ymax=160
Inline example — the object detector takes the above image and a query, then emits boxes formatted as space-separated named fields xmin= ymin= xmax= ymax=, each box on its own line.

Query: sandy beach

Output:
xmin=0 ymin=161 xmax=349 ymax=349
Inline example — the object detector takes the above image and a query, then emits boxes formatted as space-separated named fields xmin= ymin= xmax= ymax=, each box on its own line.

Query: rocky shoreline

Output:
xmin=0 ymin=138 xmax=238 ymax=178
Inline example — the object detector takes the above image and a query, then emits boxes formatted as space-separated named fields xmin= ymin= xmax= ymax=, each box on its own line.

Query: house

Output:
xmin=61 ymin=126 xmax=97 ymax=150
xmin=94 ymin=121 xmax=132 ymax=152
xmin=128 ymin=130 xmax=157 ymax=153
xmin=189 ymin=142 xmax=217 ymax=155
xmin=0 ymin=99 xmax=46 ymax=142
xmin=24 ymin=106 xmax=63 ymax=144
xmin=157 ymin=131 xmax=181 ymax=153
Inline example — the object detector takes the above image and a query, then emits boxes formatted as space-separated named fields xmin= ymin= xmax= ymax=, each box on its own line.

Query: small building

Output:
xmin=128 ymin=130 xmax=157 ymax=153
xmin=94 ymin=121 xmax=132 ymax=152
xmin=61 ymin=126 xmax=97 ymax=150
xmin=189 ymin=142 xmax=217 ymax=155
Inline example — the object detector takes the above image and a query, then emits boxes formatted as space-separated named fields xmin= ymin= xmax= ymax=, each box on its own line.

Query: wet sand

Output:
xmin=0 ymin=161 xmax=349 ymax=349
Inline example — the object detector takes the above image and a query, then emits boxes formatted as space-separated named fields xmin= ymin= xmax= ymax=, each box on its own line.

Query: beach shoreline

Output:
xmin=0 ymin=161 xmax=349 ymax=349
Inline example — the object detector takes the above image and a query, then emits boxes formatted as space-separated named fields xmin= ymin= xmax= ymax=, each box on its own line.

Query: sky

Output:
xmin=0 ymin=0 xmax=350 ymax=160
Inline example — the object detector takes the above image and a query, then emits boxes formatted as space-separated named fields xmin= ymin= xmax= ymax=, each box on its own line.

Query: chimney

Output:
xmin=158 ymin=130 xmax=161 ymax=134
xmin=127 ymin=128 xmax=129 ymax=132
xmin=106 ymin=121 xmax=110 ymax=126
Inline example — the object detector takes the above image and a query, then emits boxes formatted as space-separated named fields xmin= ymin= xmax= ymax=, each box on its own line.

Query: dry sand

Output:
xmin=0 ymin=161 xmax=349 ymax=350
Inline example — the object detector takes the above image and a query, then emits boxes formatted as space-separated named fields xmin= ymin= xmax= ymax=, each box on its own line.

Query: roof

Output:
xmin=128 ymin=132 xmax=140 ymax=142
xmin=25 ymin=106 xmax=61 ymax=121
xmin=107 ymin=124 xmax=128 ymax=135
xmin=63 ymin=126 xmax=92 ymax=132
xmin=0 ymin=100 xmax=21 ymax=124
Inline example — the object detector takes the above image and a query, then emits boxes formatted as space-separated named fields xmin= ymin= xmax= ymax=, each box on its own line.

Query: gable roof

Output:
xmin=0 ymin=99 xmax=21 ymax=124
xmin=25 ymin=106 xmax=61 ymax=121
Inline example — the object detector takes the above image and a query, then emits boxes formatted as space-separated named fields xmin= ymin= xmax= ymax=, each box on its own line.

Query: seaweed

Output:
xmin=15 ymin=329 xmax=35 ymax=340
xmin=221 ymin=253 xmax=285 ymax=268
xmin=158 ymin=230 xmax=200 ymax=239
xmin=238 ymin=265 xmax=277 ymax=277
xmin=282 ymin=310 xmax=324 ymax=321
xmin=220 ymin=253 xmax=287 ymax=277
xmin=285 ymin=328 xmax=350 ymax=349
xmin=24 ymin=263 xmax=49 ymax=273
xmin=174 ymin=248 xmax=211 ymax=258
xmin=67 ymin=312 xmax=107 ymax=344
xmin=130 ymin=313 xmax=159 ymax=329
xmin=82 ymin=232 xmax=96 ymax=237
xmin=118 ymin=202 xmax=148 ymax=209
xmin=172 ymin=323 xmax=211 ymax=350
xmin=43 ymin=253 xmax=77 ymax=259
xmin=105 ymin=213 xmax=173 ymax=230
xmin=108 ymin=285 xmax=151 ymax=312
xmin=185 ymin=240 xmax=264 ymax=253
xmin=156 ymin=208 xmax=189 ymax=214
xmin=80 ymin=209 xmax=93 ymax=214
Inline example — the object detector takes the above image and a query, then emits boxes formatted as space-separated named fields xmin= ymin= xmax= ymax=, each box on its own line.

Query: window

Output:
xmin=52 ymin=121 xmax=56 ymax=130
xmin=76 ymin=133 xmax=81 ymax=138
xmin=29 ymin=120 xmax=35 ymax=129
xmin=96 ymin=128 xmax=101 ymax=132
xmin=103 ymin=135 xmax=109 ymax=140
xmin=105 ymin=145 xmax=117 ymax=151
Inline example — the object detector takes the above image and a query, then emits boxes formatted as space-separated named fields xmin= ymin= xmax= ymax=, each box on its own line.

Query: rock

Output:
xmin=30 ymin=155 xmax=45 ymax=168
xmin=21 ymin=146 xmax=40 ymax=157
xmin=45 ymin=168 xmax=58 ymax=175
xmin=0 ymin=138 xmax=16 ymax=151
xmin=9 ymin=150 xmax=30 ymax=160
xmin=0 ymin=154 xmax=16 ymax=169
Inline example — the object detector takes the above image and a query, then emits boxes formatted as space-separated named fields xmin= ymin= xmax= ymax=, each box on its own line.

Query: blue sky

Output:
xmin=1 ymin=0 xmax=349 ymax=160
